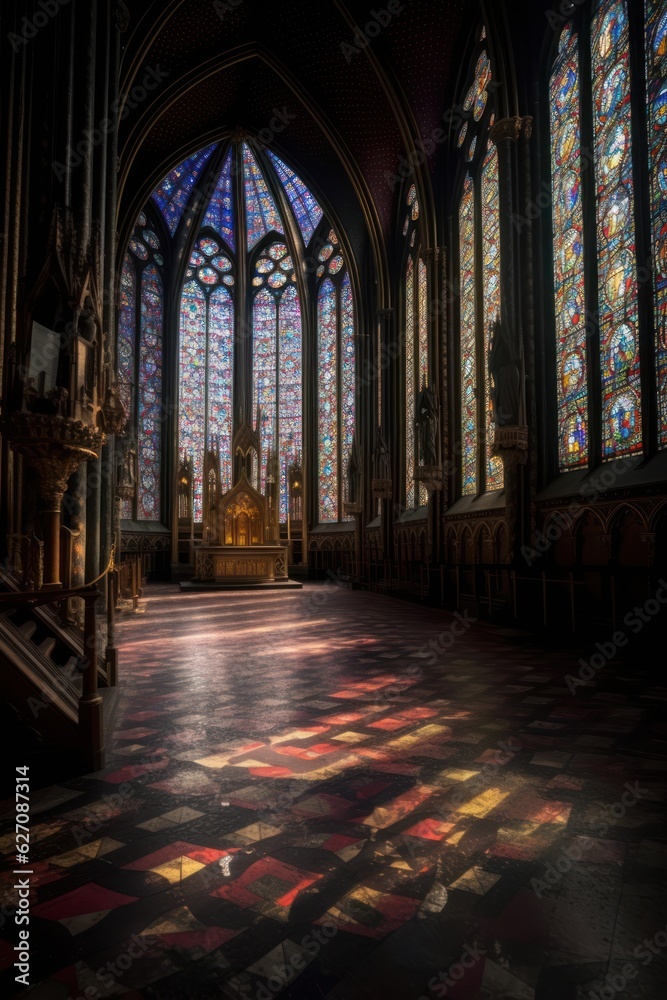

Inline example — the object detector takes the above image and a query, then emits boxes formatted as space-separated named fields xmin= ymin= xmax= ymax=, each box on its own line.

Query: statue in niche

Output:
xmin=373 ymin=427 xmax=390 ymax=482
xmin=78 ymin=296 xmax=98 ymax=344
xmin=489 ymin=316 xmax=521 ymax=427
xmin=416 ymin=385 xmax=439 ymax=467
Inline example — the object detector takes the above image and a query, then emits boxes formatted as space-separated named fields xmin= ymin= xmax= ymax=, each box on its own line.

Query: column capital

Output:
xmin=377 ymin=308 xmax=395 ymax=321
xmin=521 ymin=116 xmax=534 ymax=140
xmin=490 ymin=116 xmax=526 ymax=146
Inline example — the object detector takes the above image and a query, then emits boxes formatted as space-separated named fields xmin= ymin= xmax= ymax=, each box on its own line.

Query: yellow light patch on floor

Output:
xmin=439 ymin=768 xmax=480 ymax=782
xmin=50 ymin=837 xmax=124 ymax=868
xmin=388 ymin=724 xmax=450 ymax=749
xmin=160 ymin=807 xmax=204 ymax=824
xmin=229 ymin=822 xmax=283 ymax=844
xmin=194 ymin=753 xmax=233 ymax=769
xmin=136 ymin=816 xmax=176 ymax=833
xmin=151 ymin=856 xmax=206 ymax=884
xmin=333 ymin=731 xmax=371 ymax=743
xmin=446 ymin=829 xmax=466 ymax=845
xmin=455 ymin=787 xmax=511 ymax=817
xmin=449 ymin=866 xmax=501 ymax=895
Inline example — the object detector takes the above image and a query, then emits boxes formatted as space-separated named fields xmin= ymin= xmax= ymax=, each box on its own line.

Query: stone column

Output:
xmin=489 ymin=116 xmax=532 ymax=564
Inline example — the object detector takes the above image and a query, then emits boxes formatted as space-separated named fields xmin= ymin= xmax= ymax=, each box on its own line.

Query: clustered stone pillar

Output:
xmin=489 ymin=116 xmax=533 ymax=563
xmin=376 ymin=309 xmax=395 ymax=562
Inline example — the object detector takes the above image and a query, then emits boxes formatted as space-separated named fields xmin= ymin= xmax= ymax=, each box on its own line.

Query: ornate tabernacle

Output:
xmin=192 ymin=415 xmax=288 ymax=585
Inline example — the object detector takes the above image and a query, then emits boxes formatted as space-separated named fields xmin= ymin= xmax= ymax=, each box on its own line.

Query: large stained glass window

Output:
xmin=592 ymin=0 xmax=641 ymax=457
xmin=152 ymin=145 xmax=216 ymax=235
xmin=403 ymin=185 xmax=428 ymax=508
xmin=117 ymin=256 xmax=136 ymax=423
xmin=124 ymin=141 xmax=355 ymax=532
xmin=459 ymin=177 xmax=478 ymax=496
xmin=318 ymin=280 xmax=338 ymax=520
xmin=316 ymin=231 xmax=356 ymax=522
xmin=178 ymin=235 xmax=235 ymax=521
xmin=405 ymin=256 xmax=416 ymax=508
xmin=548 ymin=0 xmax=667 ymax=467
xmin=481 ymin=147 xmax=504 ymax=490
xmin=138 ymin=266 xmax=163 ymax=520
xmin=454 ymin=26 xmax=502 ymax=497
xmin=251 ymin=242 xmax=302 ymax=522
xmin=117 ymin=213 xmax=165 ymax=521
xmin=550 ymin=25 xmax=588 ymax=468
xmin=179 ymin=281 xmax=208 ymax=521
xmin=243 ymin=144 xmax=283 ymax=249
xmin=646 ymin=0 xmax=667 ymax=446
xmin=266 ymin=151 xmax=323 ymax=245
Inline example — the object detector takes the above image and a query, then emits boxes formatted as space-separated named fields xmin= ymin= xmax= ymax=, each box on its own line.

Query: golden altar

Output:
xmin=191 ymin=417 xmax=289 ymax=586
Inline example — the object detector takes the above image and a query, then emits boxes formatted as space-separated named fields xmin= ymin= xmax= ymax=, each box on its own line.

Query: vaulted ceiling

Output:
xmin=115 ymin=0 xmax=552 ymax=280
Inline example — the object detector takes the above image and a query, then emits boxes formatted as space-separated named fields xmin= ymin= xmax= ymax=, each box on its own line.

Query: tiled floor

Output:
xmin=2 ymin=582 xmax=667 ymax=999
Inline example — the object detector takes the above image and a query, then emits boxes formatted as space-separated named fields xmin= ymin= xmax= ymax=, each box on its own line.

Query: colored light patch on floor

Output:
xmin=454 ymin=787 xmax=511 ymax=817
xmin=124 ymin=841 xmax=226 ymax=871
xmin=211 ymin=856 xmax=323 ymax=921
xmin=361 ymin=785 xmax=436 ymax=828
xmin=402 ymin=817 xmax=456 ymax=841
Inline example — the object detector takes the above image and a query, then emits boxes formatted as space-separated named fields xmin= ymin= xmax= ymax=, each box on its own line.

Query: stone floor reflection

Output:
xmin=2 ymin=583 xmax=666 ymax=999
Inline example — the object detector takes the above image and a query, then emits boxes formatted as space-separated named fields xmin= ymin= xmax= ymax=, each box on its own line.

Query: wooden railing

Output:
xmin=0 ymin=550 xmax=118 ymax=771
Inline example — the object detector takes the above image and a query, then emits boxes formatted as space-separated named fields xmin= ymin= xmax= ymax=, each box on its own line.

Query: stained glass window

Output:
xmin=592 ymin=0 xmax=642 ymax=457
xmin=318 ymin=279 xmax=338 ymax=521
xmin=455 ymin=28 xmax=501 ymax=497
xmin=418 ymin=258 xmax=428 ymax=390
xmin=152 ymin=144 xmax=217 ymax=235
xmin=137 ymin=266 xmax=163 ymax=520
xmin=549 ymin=2 xmax=667 ymax=466
xmin=278 ymin=286 xmax=302 ymax=520
xmin=208 ymin=287 xmax=234 ymax=492
xmin=202 ymin=148 xmax=235 ymax=250
xmin=550 ymin=25 xmax=588 ymax=468
xmin=118 ymin=256 xmax=136 ymax=520
xmin=178 ymin=281 xmax=207 ymax=521
xmin=243 ymin=144 xmax=283 ymax=249
xmin=118 ymin=255 xmax=136 ymax=423
xmin=459 ymin=176 xmax=478 ymax=496
xmin=646 ymin=0 xmax=667 ymax=446
xmin=252 ymin=289 xmax=277 ymax=494
xmin=481 ymin=147 xmax=504 ymax=490
xmin=406 ymin=256 xmax=416 ymax=508
xmin=266 ymin=151 xmax=323 ymax=245
xmin=127 ymin=141 xmax=354 ymax=534
xmin=341 ymin=273 xmax=356 ymax=502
